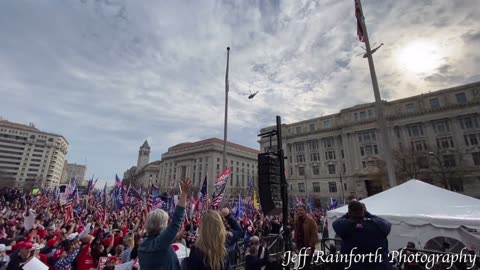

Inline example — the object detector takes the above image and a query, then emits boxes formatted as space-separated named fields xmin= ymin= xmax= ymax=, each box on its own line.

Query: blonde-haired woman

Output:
xmin=185 ymin=208 xmax=242 ymax=270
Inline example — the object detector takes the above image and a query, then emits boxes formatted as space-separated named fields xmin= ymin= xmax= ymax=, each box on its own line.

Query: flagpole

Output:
xmin=357 ymin=0 xmax=397 ymax=188
xmin=222 ymin=47 xmax=230 ymax=172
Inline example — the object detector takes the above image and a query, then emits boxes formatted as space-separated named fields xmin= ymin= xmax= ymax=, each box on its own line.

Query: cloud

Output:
xmin=0 ymin=0 xmax=479 ymax=182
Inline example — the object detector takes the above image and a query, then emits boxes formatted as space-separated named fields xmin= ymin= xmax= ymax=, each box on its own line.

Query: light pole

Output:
xmin=222 ymin=47 xmax=230 ymax=171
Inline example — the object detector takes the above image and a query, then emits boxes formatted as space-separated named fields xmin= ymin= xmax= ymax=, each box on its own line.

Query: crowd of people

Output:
xmin=3 ymin=179 xmax=474 ymax=270
xmin=0 ymin=179 xmax=328 ymax=270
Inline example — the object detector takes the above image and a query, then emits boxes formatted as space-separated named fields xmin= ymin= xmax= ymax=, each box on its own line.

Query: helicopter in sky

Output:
xmin=248 ymin=89 xmax=259 ymax=99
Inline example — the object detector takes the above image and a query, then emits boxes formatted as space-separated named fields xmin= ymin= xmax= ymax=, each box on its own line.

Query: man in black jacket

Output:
xmin=333 ymin=201 xmax=392 ymax=270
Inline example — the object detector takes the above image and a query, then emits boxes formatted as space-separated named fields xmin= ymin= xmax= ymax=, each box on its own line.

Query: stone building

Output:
xmin=124 ymin=138 xmax=259 ymax=197
xmin=60 ymin=161 xmax=87 ymax=186
xmin=259 ymin=81 xmax=480 ymax=206
xmin=0 ymin=120 xmax=68 ymax=190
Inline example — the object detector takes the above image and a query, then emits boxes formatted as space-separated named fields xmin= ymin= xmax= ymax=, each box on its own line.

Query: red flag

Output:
xmin=355 ymin=0 xmax=365 ymax=43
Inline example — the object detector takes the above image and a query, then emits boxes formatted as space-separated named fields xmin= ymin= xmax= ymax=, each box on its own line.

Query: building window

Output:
xmin=432 ymin=120 xmax=450 ymax=134
xmin=241 ymin=175 xmax=245 ymax=187
xmin=407 ymin=124 xmax=424 ymax=137
xmin=313 ymin=182 xmax=321 ymax=193
xmin=464 ymin=134 xmax=479 ymax=146
xmin=310 ymin=152 xmax=320 ymax=162
xmin=323 ymin=137 xmax=334 ymax=148
xmin=443 ymin=155 xmax=456 ymax=167
xmin=309 ymin=123 xmax=315 ymax=132
xmin=328 ymin=164 xmax=336 ymax=175
xmin=312 ymin=166 xmax=320 ymax=175
xmin=410 ymin=140 xmax=428 ymax=151
xmin=328 ymin=182 xmax=337 ymax=193
xmin=460 ymin=115 xmax=480 ymax=130
xmin=217 ymin=158 xmax=220 ymax=162
xmin=296 ymin=126 xmax=302 ymax=134
xmin=298 ymin=183 xmax=305 ymax=193
xmin=359 ymin=111 xmax=367 ymax=120
xmin=344 ymin=183 xmax=347 ymax=191
xmin=324 ymin=120 xmax=331 ymax=128
xmin=298 ymin=167 xmax=305 ymax=176
xmin=294 ymin=143 xmax=305 ymax=152
xmin=430 ymin=98 xmax=440 ymax=109
xmin=368 ymin=110 xmax=374 ymax=119
xmin=472 ymin=152 xmax=480 ymax=166
xmin=296 ymin=154 xmax=305 ymax=163
xmin=405 ymin=103 xmax=416 ymax=113
xmin=290 ymin=167 xmax=293 ymax=176
xmin=325 ymin=151 xmax=336 ymax=160
xmin=342 ymin=163 xmax=346 ymax=173
xmin=354 ymin=112 xmax=359 ymax=121
xmin=357 ymin=130 xmax=376 ymax=142
xmin=308 ymin=140 xmax=319 ymax=151
xmin=360 ymin=145 xmax=378 ymax=156
xmin=341 ymin=150 xmax=345 ymax=159
xmin=216 ymin=164 xmax=220 ymax=169
xmin=236 ymin=175 xmax=239 ymax=186
xmin=436 ymin=137 xmax=455 ymax=149
xmin=456 ymin=93 xmax=467 ymax=104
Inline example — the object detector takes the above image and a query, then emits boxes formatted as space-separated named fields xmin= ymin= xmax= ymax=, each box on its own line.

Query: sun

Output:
xmin=398 ymin=40 xmax=442 ymax=74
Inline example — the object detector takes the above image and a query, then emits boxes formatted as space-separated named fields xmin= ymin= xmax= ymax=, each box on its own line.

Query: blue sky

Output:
xmin=1 ymin=0 xmax=479 ymax=186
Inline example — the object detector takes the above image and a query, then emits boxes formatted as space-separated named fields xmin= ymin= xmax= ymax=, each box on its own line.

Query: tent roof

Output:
xmin=327 ymin=179 xmax=480 ymax=229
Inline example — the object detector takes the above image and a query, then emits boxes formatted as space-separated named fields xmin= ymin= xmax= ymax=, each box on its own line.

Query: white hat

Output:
xmin=0 ymin=244 xmax=5 ymax=252
xmin=67 ymin=232 xmax=79 ymax=241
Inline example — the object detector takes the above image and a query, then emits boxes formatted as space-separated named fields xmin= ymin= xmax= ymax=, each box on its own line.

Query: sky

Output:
xmin=1 ymin=0 xmax=479 ymax=186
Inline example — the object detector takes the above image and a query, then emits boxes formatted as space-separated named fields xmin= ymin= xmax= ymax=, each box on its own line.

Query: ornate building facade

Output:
xmin=259 ymin=81 xmax=480 ymax=206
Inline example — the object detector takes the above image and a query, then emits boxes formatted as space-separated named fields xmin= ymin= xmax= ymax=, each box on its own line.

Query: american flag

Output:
xmin=354 ymin=0 xmax=365 ymax=43
xmin=211 ymin=182 xmax=226 ymax=208
xmin=215 ymin=167 xmax=231 ymax=187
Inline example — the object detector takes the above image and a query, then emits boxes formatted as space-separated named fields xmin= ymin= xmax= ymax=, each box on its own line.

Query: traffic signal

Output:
xmin=257 ymin=153 xmax=282 ymax=215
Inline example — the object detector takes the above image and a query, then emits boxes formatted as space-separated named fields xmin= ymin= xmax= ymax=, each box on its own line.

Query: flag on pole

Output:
xmin=354 ymin=0 xmax=365 ymax=42
xmin=211 ymin=182 xmax=226 ymax=208
xmin=200 ymin=176 xmax=208 ymax=210
xmin=253 ymin=189 xmax=259 ymax=210
xmin=235 ymin=194 xmax=243 ymax=218
xmin=215 ymin=168 xmax=231 ymax=187
xmin=246 ymin=177 xmax=253 ymax=194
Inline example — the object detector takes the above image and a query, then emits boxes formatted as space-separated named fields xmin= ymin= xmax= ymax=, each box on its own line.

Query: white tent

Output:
xmin=327 ymin=179 xmax=480 ymax=251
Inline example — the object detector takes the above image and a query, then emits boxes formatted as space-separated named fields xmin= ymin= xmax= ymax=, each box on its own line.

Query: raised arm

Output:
xmin=153 ymin=179 xmax=192 ymax=249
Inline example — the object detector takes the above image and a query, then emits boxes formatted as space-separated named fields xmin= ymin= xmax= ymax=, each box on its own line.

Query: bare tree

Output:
xmin=427 ymin=149 xmax=466 ymax=191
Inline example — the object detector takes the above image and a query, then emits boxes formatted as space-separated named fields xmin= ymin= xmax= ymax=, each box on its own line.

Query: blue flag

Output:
xmin=235 ymin=194 xmax=243 ymax=219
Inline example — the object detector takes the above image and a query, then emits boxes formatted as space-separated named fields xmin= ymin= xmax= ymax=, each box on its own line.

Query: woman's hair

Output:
xmin=195 ymin=210 xmax=227 ymax=270
xmin=145 ymin=209 xmax=168 ymax=236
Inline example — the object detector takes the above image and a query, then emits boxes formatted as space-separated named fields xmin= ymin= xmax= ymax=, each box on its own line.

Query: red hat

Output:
xmin=20 ymin=242 xmax=33 ymax=250
xmin=47 ymin=237 xmax=59 ymax=247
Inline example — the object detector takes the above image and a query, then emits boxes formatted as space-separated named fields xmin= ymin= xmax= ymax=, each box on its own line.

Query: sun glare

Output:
xmin=398 ymin=40 xmax=442 ymax=74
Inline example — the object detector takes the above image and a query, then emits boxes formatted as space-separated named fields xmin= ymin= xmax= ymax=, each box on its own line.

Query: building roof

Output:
xmin=0 ymin=120 xmax=69 ymax=143
xmin=168 ymin=138 xmax=259 ymax=154
xmin=141 ymin=140 xmax=150 ymax=149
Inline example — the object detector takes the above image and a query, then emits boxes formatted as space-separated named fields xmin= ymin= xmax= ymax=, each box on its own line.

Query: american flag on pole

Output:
xmin=211 ymin=182 xmax=227 ymax=208
xmin=354 ymin=0 xmax=365 ymax=43
xmin=215 ymin=168 xmax=231 ymax=187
